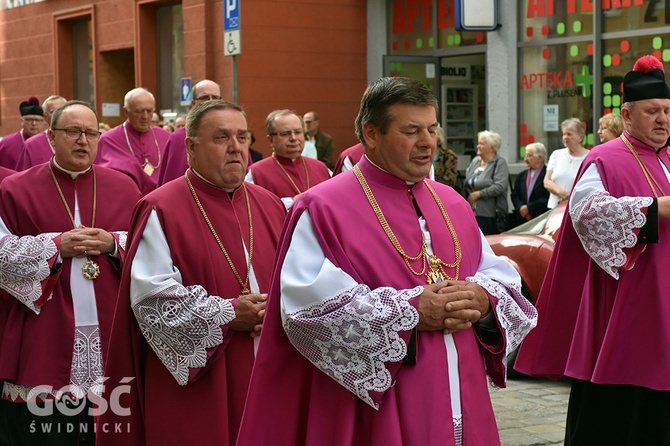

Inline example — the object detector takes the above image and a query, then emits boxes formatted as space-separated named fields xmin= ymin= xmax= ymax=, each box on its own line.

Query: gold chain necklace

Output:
xmin=123 ymin=121 xmax=162 ymax=176
xmin=620 ymin=133 xmax=665 ymax=198
xmin=272 ymin=153 xmax=310 ymax=195
xmin=185 ymin=171 xmax=253 ymax=294
xmin=48 ymin=163 xmax=100 ymax=280
xmin=353 ymin=165 xmax=462 ymax=282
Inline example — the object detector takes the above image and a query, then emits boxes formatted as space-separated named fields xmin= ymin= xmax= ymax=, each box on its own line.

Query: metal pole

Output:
xmin=233 ymin=54 xmax=238 ymax=104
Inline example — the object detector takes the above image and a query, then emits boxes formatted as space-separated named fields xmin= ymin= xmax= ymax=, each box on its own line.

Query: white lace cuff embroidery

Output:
xmin=467 ymin=272 xmax=537 ymax=378
xmin=131 ymin=282 xmax=236 ymax=385
xmin=70 ymin=324 xmax=104 ymax=399
xmin=571 ymin=190 xmax=652 ymax=279
xmin=115 ymin=231 xmax=128 ymax=251
xmin=0 ymin=233 xmax=58 ymax=315
xmin=282 ymin=284 xmax=421 ymax=409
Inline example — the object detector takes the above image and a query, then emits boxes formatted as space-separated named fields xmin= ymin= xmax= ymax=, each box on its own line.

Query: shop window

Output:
xmin=520 ymin=1 xmax=594 ymax=43
xmin=518 ymin=44 xmax=594 ymax=160
xmin=603 ymin=1 xmax=670 ymax=33
xmin=156 ymin=4 xmax=184 ymax=115
xmin=388 ymin=0 xmax=486 ymax=55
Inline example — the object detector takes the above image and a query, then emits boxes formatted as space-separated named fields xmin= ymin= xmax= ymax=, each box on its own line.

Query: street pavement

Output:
xmin=490 ymin=376 xmax=572 ymax=446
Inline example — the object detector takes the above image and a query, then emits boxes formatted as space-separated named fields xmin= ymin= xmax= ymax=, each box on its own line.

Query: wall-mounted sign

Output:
xmin=442 ymin=63 xmax=471 ymax=82
xmin=543 ymin=105 xmax=559 ymax=132
xmin=102 ymin=103 xmax=120 ymax=117
xmin=224 ymin=0 xmax=241 ymax=56
xmin=455 ymin=0 xmax=499 ymax=31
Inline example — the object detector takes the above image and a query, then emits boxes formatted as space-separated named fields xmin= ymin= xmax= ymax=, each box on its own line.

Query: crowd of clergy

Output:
xmin=0 ymin=77 xmax=538 ymax=446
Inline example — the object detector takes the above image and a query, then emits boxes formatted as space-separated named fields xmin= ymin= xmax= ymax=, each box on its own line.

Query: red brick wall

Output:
xmin=0 ymin=0 xmax=367 ymax=160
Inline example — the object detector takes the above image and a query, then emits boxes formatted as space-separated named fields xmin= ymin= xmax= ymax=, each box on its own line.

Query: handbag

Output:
xmin=491 ymin=158 xmax=512 ymax=233
xmin=495 ymin=207 xmax=510 ymax=233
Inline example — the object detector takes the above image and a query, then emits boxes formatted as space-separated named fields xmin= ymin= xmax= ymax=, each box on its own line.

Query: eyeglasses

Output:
xmin=23 ymin=118 xmax=44 ymax=124
xmin=269 ymin=129 xmax=304 ymax=138
xmin=194 ymin=95 xmax=222 ymax=102
xmin=524 ymin=153 xmax=541 ymax=159
xmin=52 ymin=128 xmax=102 ymax=142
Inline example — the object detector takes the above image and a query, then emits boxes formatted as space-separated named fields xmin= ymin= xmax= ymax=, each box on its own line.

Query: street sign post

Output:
xmin=224 ymin=0 xmax=241 ymax=56
xmin=224 ymin=0 xmax=240 ymax=103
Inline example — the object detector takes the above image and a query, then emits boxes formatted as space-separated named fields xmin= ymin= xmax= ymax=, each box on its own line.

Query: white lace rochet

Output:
xmin=283 ymin=284 xmax=421 ymax=409
xmin=132 ymin=282 xmax=236 ymax=385
xmin=0 ymin=233 xmax=58 ymax=314
xmin=571 ymin=190 xmax=652 ymax=279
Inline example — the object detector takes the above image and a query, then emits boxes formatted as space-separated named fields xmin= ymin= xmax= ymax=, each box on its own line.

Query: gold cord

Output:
xmin=620 ymin=133 xmax=665 ymax=198
xmin=49 ymin=163 xmax=96 ymax=229
xmin=424 ymin=181 xmax=462 ymax=281
xmin=354 ymin=165 xmax=462 ymax=281
xmin=185 ymin=171 xmax=253 ymax=294
xmin=272 ymin=153 xmax=310 ymax=195
xmin=123 ymin=121 xmax=162 ymax=174
xmin=49 ymin=162 xmax=100 ymax=279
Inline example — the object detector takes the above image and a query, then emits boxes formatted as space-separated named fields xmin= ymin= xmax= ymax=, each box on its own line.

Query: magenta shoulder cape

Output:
xmin=516 ymin=134 xmax=670 ymax=390
xmin=0 ymin=163 xmax=141 ymax=388
xmin=98 ymin=171 xmax=286 ymax=446
xmin=237 ymin=157 xmax=506 ymax=446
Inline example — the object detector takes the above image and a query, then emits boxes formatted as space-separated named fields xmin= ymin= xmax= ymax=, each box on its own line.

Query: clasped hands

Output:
xmin=417 ymin=281 xmax=491 ymax=334
xmin=59 ymin=226 xmax=115 ymax=258
xmin=230 ymin=293 xmax=267 ymax=337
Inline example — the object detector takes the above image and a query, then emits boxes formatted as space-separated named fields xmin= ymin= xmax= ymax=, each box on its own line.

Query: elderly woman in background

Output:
xmin=511 ymin=142 xmax=550 ymax=226
xmin=463 ymin=130 xmax=509 ymax=235
xmin=544 ymin=117 xmax=588 ymax=209
xmin=597 ymin=113 xmax=624 ymax=143
xmin=433 ymin=126 xmax=459 ymax=188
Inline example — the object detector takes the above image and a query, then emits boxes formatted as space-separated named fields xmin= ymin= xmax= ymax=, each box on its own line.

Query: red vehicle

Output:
xmin=486 ymin=202 xmax=567 ymax=374
xmin=486 ymin=202 xmax=566 ymax=305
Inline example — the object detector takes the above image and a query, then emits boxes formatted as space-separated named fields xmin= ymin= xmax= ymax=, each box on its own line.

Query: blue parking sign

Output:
xmin=224 ymin=0 xmax=240 ymax=31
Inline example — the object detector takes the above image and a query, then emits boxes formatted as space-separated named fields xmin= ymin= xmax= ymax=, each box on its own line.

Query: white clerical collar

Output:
xmin=363 ymin=155 xmax=417 ymax=186
xmin=52 ymin=159 xmax=92 ymax=180
xmin=190 ymin=168 xmax=236 ymax=193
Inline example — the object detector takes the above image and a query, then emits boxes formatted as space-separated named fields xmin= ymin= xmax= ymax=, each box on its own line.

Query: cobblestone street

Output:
xmin=491 ymin=377 xmax=571 ymax=446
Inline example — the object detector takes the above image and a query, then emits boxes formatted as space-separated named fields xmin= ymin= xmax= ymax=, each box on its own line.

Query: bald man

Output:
xmin=158 ymin=79 xmax=223 ymax=186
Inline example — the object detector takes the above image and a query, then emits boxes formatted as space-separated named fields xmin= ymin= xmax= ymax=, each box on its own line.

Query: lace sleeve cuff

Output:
xmin=467 ymin=272 xmax=537 ymax=358
xmin=570 ymin=190 xmax=653 ymax=279
xmin=282 ymin=284 xmax=421 ymax=409
xmin=0 ymin=233 xmax=59 ymax=314
xmin=131 ymin=282 xmax=236 ymax=385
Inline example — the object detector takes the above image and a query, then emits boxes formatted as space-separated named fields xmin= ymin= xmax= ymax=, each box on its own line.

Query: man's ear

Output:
xmin=361 ymin=123 xmax=378 ymax=152
xmin=185 ymin=137 xmax=196 ymax=158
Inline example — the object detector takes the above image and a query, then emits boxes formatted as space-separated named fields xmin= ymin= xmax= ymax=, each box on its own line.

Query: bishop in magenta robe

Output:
xmin=516 ymin=55 xmax=670 ymax=445
xmin=96 ymin=122 xmax=170 ymax=195
xmin=0 ymin=130 xmax=31 ymax=170
xmin=333 ymin=142 xmax=365 ymax=175
xmin=98 ymin=101 xmax=287 ymax=446
xmin=237 ymin=157 xmax=537 ymax=446
xmin=14 ymin=130 xmax=53 ymax=171
xmin=157 ymin=125 xmax=187 ymax=186
xmin=0 ymin=161 xmax=141 ymax=440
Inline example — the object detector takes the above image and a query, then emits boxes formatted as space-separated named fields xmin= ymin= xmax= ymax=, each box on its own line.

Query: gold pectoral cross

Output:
xmin=143 ymin=162 xmax=155 ymax=176
xmin=82 ymin=258 xmax=100 ymax=280
xmin=426 ymin=254 xmax=447 ymax=284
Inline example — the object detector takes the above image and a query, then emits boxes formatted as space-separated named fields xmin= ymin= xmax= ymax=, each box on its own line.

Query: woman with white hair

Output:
xmin=463 ymin=130 xmax=510 ymax=234
xmin=544 ymin=117 xmax=589 ymax=208
xmin=511 ymin=142 xmax=550 ymax=226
